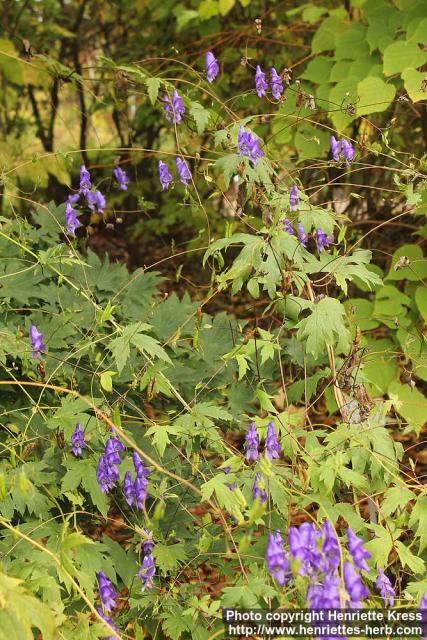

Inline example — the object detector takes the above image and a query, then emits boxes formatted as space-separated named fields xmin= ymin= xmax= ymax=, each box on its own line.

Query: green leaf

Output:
xmin=415 ymin=286 xmax=427 ymax=322
xmin=388 ymin=381 xmax=427 ymax=432
xmin=382 ymin=486 xmax=415 ymax=517
xmin=396 ymin=541 xmax=425 ymax=574
xmin=190 ymin=102 xmax=210 ymax=135
xmin=357 ymin=76 xmax=396 ymax=115
xmin=386 ymin=244 xmax=427 ymax=281
xmin=408 ymin=496 xmax=427 ymax=553
xmin=219 ymin=0 xmax=235 ymax=15
xmin=100 ymin=370 xmax=116 ymax=392
xmin=145 ymin=77 xmax=161 ymax=105
xmin=402 ymin=68 xmax=427 ymax=102
xmin=383 ymin=40 xmax=427 ymax=76
xmin=153 ymin=543 xmax=187 ymax=574
xmin=296 ymin=297 xmax=350 ymax=358
xmin=365 ymin=525 xmax=393 ymax=568
xmin=311 ymin=17 xmax=342 ymax=53
xmin=198 ymin=0 xmax=219 ymax=19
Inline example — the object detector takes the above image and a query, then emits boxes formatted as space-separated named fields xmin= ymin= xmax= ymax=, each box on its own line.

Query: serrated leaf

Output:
xmin=296 ymin=297 xmax=349 ymax=358
xmin=409 ymin=496 xmax=427 ymax=553
xmin=145 ymin=77 xmax=161 ymax=105
xmin=190 ymin=102 xmax=210 ymax=135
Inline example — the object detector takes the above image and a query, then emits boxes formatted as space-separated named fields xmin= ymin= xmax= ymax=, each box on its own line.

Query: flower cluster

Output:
xmin=238 ymin=126 xmax=264 ymax=166
xmin=163 ymin=90 xmax=185 ymax=124
xmin=245 ymin=421 xmax=281 ymax=461
xmin=158 ymin=157 xmax=192 ymax=190
xmin=254 ymin=66 xmax=284 ymax=100
xmin=29 ymin=324 xmax=45 ymax=359
xmin=138 ymin=530 xmax=156 ymax=591
xmin=123 ymin=452 xmax=150 ymax=509
xmin=266 ymin=522 xmax=397 ymax=610
xmin=283 ymin=218 xmax=333 ymax=252
xmin=96 ymin=437 xmax=125 ymax=493
xmin=205 ymin=51 xmax=219 ymax=83
xmin=71 ymin=422 xmax=85 ymax=457
xmin=98 ymin=571 xmax=117 ymax=613
xmin=330 ymin=135 xmax=355 ymax=164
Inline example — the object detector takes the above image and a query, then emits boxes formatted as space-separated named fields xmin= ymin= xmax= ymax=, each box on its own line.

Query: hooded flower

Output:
xmin=288 ymin=522 xmax=322 ymax=576
xmin=97 ymin=571 xmax=117 ymax=613
xmin=307 ymin=573 xmax=342 ymax=609
xmin=270 ymin=67 xmax=284 ymax=100
xmin=376 ymin=568 xmax=395 ymax=607
xmin=205 ymin=51 xmax=219 ymax=83
xmin=344 ymin=562 xmax=369 ymax=606
xmin=158 ymin=161 xmax=173 ymax=190
xmin=71 ymin=422 xmax=85 ymax=457
xmin=253 ymin=473 xmax=267 ymax=503
xmin=321 ymin=520 xmax=340 ymax=572
xmin=163 ymin=90 xmax=185 ymax=124
xmin=97 ymin=438 xmax=125 ymax=493
xmin=255 ymin=65 xmax=268 ymax=98
xmin=142 ymin=529 xmax=155 ymax=555
xmin=266 ymin=421 xmax=281 ymax=460
xmin=79 ymin=165 xmax=92 ymax=194
xmin=330 ymin=135 xmax=342 ymax=162
xmin=245 ymin=422 xmax=259 ymax=462
xmin=347 ymin=528 xmax=371 ymax=572
xmin=30 ymin=325 xmax=45 ymax=359
xmin=265 ymin=530 xmax=291 ymax=586
xmin=96 ymin=607 xmax=119 ymax=640
xmin=123 ymin=471 xmax=136 ymax=506
xmin=86 ymin=189 xmax=106 ymax=214
xmin=138 ymin=553 xmax=155 ymax=591
xmin=283 ymin=218 xmax=294 ymax=235
xmin=289 ymin=185 xmax=299 ymax=212
xmin=237 ymin=126 xmax=263 ymax=166
xmin=176 ymin=157 xmax=191 ymax=187
xmin=316 ymin=228 xmax=334 ymax=252
xmin=113 ymin=166 xmax=129 ymax=191
xmin=297 ymin=222 xmax=308 ymax=247
xmin=65 ymin=196 xmax=81 ymax=235
xmin=133 ymin=452 xmax=150 ymax=478
xmin=330 ymin=135 xmax=354 ymax=164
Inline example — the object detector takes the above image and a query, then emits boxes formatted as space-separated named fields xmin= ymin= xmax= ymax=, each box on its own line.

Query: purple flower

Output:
xmin=97 ymin=571 xmax=117 ymax=613
xmin=316 ymin=228 xmax=334 ymax=252
xmin=288 ymin=522 xmax=322 ymax=576
xmin=255 ymin=65 xmax=268 ymax=98
xmin=96 ymin=454 xmax=120 ymax=493
xmin=253 ymin=473 xmax=267 ymax=503
xmin=113 ymin=166 xmax=129 ymax=191
xmin=65 ymin=197 xmax=81 ymax=236
xmin=71 ymin=422 xmax=85 ymax=457
xmin=176 ymin=157 xmax=191 ymax=187
xmin=105 ymin=437 xmax=125 ymax=466
xmin=307 ymin=573 xmax=342 ymax=609
xmin=134 ymin=475 xmax=149 ymax=507
xmin=237 ymin=126 xmax=264 ymax=166
xmin=138 ymin=553 xmax=155 ymax=591
xmin=341 ymin=139 xmax=355 ymax=164
xmin=205 ymin=51 xmax=219 ymax=83
xmin=282 ymin=218 xmax=294 ymax=235
xmin=266 ymin=421 xmax=281 ymax=460
xmin=421 ymin=592 xmax=427 ymax=608
xmin=265 ymin=530 xmax=291 ymax=586
xmin=96 ymin=607 xmax=119 ymax=640
xmin=142 ymin=529 xmax=155 ymax=555
xmin=297 ymin=222 xmax=308 ymax=247
xmin=344 ymin=562 xmax=369 ymax=606
xmin=163 ymin=90 xmax=185 ymax=124
xmin=158 ymin=161 xmax=173 ymax=190
xmin=79 ymin=165 xmax=92 ymax=194
xmin=330 ymin=135 xmax=354 ymax=164
xmin=347 ymin=528 xmax=371 ymax=572
xmin=86 ymin=189 xmax=106 ymax=214
xmin=270 ymin=67 xmax=284 ymax=100
xmin=321 ymin=520 xmax=340 ymax=572
xmin=376 ymin=568 xmax=395 ymax=607
xmin=30 ymin=324 xmax=45 ymax=359
xmin=133 ymin=452 xmax=150 ymax=478
xmin=245 ymin=422 xmax=259 ymax=462
xmin=289 ymin=185 xmax=299 ymax=212
xmin=123 ymin=471 xmax=135 ymax=506
xmin=330 ymin=135 xmax=342 ymax=162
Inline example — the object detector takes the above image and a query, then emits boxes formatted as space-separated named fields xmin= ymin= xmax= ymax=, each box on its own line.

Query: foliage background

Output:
xmin=0 ymin=0 xmax=426 ymax=638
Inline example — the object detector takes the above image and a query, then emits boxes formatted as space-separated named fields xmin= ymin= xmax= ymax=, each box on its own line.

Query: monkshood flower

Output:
xmin=134 ymin=476 xmax=149 ymax=507
xmin=270 ymin=67 xmax=284 ymax=100
xmin=86 ymin=189 xmax=106 ymax=214
xmin=321 ymin=520 xmax=340 ymax=572
xmin=79 ymin=165 xmax=92 ymax=194
xmin=163 ymin=90 xmax=185 ymax=124
xmin=376 ymin=568 xmax=395 ymax=607
xmin=176 ymin=157 xmax=191 ymax=187
xmin=97 ymin=571 xmax=117 ymax=613
xmin=255 ymin=65 xmax=268 ymax=98
xmin=341 ymin=139 xmax=355 ymax=163
xmin=307 ymin=573 xmax=342 ymax=609
xmin=71 ymin=422 xmax=85 ymax=457
xmin=245 ymin=422 xmax=259 ymax=462
xmin=288 ymin=522 xmax=322 ymax=576
xmin=289 ymin=185 xmax=299 ymax=211
xmin=253 ymin=473 xmax=267 ymax=503
xmin=266 ymin=421 xmax=281 ymax=460
xmin=237 ymin=126 xmax=264 ymax=166
xmin=138 ymin=552 xmax=155 ymax=591
xmin=316 ymin=227 xmax=334 ymax=252
xmin=421 ymin=592 xmax=427 ymax=608
xmin=297 ymin=222 xmax=308 ymax=247
xmin=30 ymin=324 xmax=45 ymax=359
xmin=347 ymin=528 xmax=371 ymax=572
xmin=344 ymin=562 xmax=369 ymax=607
xmin=158 ymin=161 xmax=173 ymax=190
xmin=142 ymin=529 xmax=155 ymax=555
xmin=65 ymin=197 xmax=81 ymax=236
xmin=105 ymin=437 xmax=125 ymax=466
xmin=113 ymin=166 xmax=129 ymax=191
xmin=265 ymin=530 xmax=291 ymax=586
xmin=283 ymin=218 xmax=294 ymax=235
xmin=420 ymin=592 xmax=427 ymax=638
xmin=97 ymin=454 xmax=120 ymax=493
xmin=123 ymin=471 xmax=135 ymax=506
xmin=205 ymin=51 xmax=219 ymax=83
xmin=133 ymin=452 xmax=150 ymax=478
xmin=330 ymin=135 xmax=355 ymax=164
xmin=96 ymin=607 xmax=119 ymax=640
xmin=330 ymin=135 xmax=342 ymax=162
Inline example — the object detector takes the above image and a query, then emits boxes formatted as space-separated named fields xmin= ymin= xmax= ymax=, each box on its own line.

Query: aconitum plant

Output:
xmin=205 ymin=51 xmax=219 ymax=83
xmin=30 ymin=325 xmax=45 ymax=359
xmin=163 ymin=90 xmax=185 ymax=124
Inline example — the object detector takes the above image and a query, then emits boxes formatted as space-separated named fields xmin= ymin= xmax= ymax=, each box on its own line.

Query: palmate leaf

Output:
xmin=305 ymin=249 xmax=382 ymax=294
xmin=296 ymin=296 xmax=349 ymax=358
xmin=108 ymin=322 xmax=171 ymax=373
xmin=409 ymin=496 xmax=427 ymax=553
